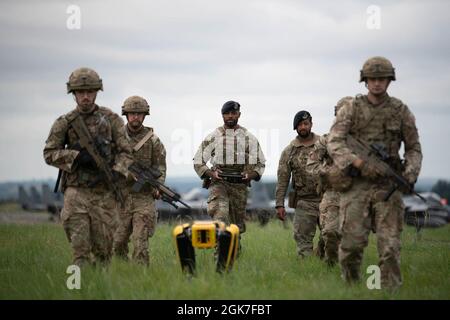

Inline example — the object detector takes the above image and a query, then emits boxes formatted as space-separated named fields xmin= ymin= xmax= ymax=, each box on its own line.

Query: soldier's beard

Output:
xmin=78 ymin=103 xmax=95 ymax=113
xmin=129 ymin=120 xmax=143 ymax=131
xmin=224 ymin=120 xmax=238 ymax=128
xmin=297 ymin=129 xmax=311 ymax=138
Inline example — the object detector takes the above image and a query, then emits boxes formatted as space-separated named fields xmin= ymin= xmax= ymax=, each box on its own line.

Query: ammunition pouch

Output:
xmin=288 ymin=191 xmax=298 ymax=209
xmin=77 ymin=169 xmax=104 ymax=188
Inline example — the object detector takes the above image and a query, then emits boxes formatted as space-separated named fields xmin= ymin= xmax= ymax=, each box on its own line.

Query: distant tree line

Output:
xmin=431 ymin=180 xmax=450 ymax=200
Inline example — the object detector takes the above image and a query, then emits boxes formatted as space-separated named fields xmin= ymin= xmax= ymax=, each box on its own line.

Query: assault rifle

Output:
xmin=347 ymin=135 xmax=425 ymax=202
xmin=128 ymin=163 xmax=191 ymax=210
xmin=69 ymin=114 xmax=126 ymax=207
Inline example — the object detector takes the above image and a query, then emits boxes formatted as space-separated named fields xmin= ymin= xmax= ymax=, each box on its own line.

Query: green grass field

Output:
xmin=0 ymin=220 xmax=449 ymax=300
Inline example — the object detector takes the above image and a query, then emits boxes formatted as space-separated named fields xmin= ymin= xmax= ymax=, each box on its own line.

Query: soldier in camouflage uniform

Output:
xmin=306 ymin=97 xmax=353 ymax=266
xmin=328 ymin=57 xmax=422 ymax=289
xmin=193 ymin=101 xmax=266 ymax=238
xmin=43 ymin=68 xmax=133 ymax=267
xmin=113 ymin=96 xmax=167 ymax=265
xmin=275 ymin=111 xmax=323 ymax=258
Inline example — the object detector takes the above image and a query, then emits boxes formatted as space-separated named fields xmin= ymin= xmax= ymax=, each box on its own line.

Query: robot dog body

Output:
xmin=173 ymin=220 xmax=240 ymax=274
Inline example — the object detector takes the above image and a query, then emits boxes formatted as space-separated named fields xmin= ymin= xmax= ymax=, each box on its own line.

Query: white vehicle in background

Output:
xmin=403 ymin=192 xmax=450 ymax=230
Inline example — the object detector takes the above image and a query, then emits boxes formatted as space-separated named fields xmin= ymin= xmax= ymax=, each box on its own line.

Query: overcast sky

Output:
xmin=0 ymin=0 xmax=449 ymax=182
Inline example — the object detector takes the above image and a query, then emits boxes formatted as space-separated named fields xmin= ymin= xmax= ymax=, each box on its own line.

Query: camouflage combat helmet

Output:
xmin=359 ymin=56 xmax=396 ymax=82
xmin=121 ymin=96 xmax=150 ymax=115
xmin=66 ymin=67 xmax=103 ymax=93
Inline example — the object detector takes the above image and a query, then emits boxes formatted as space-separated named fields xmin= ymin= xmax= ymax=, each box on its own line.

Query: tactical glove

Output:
xmin=112 ymin=170 xmax=126 ymax=183
xmin=75 ymin=149 xmax=97 ymax=169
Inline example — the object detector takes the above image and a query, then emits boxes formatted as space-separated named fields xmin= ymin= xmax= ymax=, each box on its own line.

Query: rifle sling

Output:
xmin=133 ymin=129 xmax=154 ymax=152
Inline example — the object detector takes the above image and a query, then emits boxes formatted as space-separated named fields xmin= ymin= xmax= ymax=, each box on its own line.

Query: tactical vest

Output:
xmin=127 ymin=126 xmax=154 ymax=167
xmin=212 ymin=126 xmax=257 ymax=174
xmin=125 ymin=126 xmax=155 ymax=193
xmin=288 ymin=135 xmax=320 ymax=199
xmin=62 ymin=106 xmax=116 ymax=189
xmin=350 ymin=95 xmax=404 ymax=172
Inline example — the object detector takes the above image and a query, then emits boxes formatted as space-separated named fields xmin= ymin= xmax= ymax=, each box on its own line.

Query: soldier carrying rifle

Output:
xmin=113 ymin=96 xmax=167 ymax=266
xmin=43 ymin=68 xmax=133 ymax=267
xmin=327 ymin=57 xmax=423 ymax=289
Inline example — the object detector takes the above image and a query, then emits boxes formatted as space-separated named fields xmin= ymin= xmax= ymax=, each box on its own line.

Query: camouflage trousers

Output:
xmin=293 ymin=199 xmax=322 ymax=257
xmin=319 ymin=190 xmax=341 ymax=266
xmin=113 ymin=192 xmax=157 ymax=265
xmin=61 ymin=187 xmax=119 ymax=267
xmin=207 ymin=181 xmax=248 ymax=234
xmin=339 ymin=179 xmax=404 ymax=289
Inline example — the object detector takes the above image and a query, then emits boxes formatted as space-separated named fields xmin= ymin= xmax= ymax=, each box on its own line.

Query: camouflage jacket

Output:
xmin=327 ymin=94 xmax=422 ymax=183
xmin=275 ymin=133 xmax=321 ymax=207
xmin=43 ymin=105 xmax=133 ymax=191
xmin=125 ymin=125 xmax=167 ymax=193
xmin=193 ymin=125 xmax=266 ymax=181
xmin=306 ymin=134 xmax=332 ymax=194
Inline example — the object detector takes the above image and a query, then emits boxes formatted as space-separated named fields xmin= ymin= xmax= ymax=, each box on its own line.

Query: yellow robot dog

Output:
xmin=173 ymin=220 xmax=240 ymax=274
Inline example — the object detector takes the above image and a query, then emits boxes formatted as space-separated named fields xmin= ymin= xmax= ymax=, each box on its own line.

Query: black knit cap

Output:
xmin=293 ymin=110 xmax=312 ymax=129
xmin=221 ymin=101 xmax=241 ymax=114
